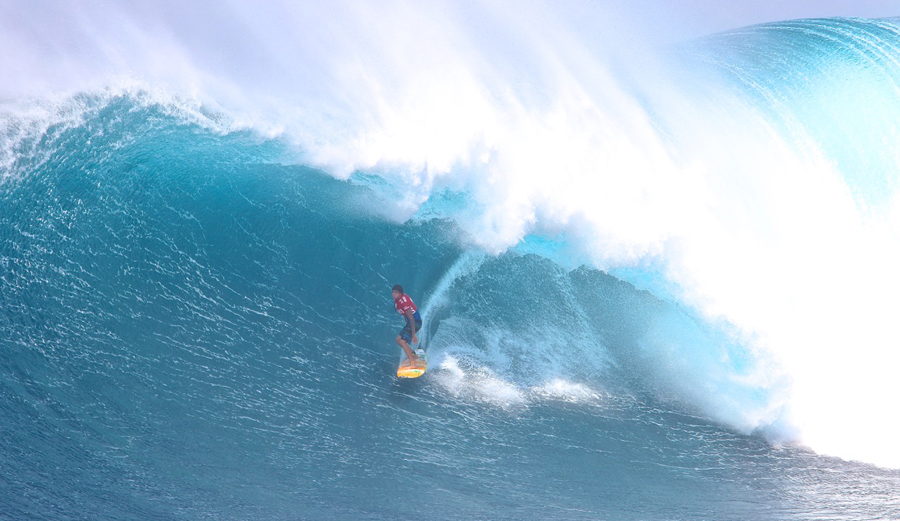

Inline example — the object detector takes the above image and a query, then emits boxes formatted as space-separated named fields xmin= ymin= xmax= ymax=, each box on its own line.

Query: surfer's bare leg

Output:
xmin=396 ymin=335 xmax=418 ymax=364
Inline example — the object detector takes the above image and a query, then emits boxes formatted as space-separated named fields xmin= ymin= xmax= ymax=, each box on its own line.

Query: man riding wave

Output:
xmin=392 ymin=284 xmax=423 ymax=364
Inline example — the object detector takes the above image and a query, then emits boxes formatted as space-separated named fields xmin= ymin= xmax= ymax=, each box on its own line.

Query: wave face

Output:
xmin=2 ymin=3 xmax=900 ymax=520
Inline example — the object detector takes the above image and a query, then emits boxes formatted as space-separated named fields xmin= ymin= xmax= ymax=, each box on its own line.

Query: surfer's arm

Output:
xmin=404 ymin=308 xmax=418 ymax=343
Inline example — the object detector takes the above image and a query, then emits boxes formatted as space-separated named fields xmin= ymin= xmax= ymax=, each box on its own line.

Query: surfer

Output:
xmin=392 ymin=284 xmax=423 ymax=363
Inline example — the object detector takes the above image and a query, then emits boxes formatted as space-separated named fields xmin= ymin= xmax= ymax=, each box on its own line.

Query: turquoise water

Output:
xmin=2 ymin=9 xmax=900 ymax=520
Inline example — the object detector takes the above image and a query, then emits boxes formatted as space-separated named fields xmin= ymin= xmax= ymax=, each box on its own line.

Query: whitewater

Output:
xmin=2 ymin=2 xmax=900 ymax=519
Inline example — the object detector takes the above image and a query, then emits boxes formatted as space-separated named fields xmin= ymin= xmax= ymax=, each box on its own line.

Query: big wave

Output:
xmin=3 ymin=2 xmax=900 ymax=471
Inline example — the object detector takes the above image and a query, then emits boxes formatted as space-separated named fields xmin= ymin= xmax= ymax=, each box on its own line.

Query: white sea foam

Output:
xmin=530 ymin=379 xmax=605 ymax=405
xmin=433 ymin=355 xmax=527 ymax=409
xmin=432 ymin=354 xmax=608 ymax=410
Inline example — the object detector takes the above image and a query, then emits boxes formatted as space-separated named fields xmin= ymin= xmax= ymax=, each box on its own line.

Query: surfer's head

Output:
xmin=392 ymin=284 xmax=403 ymax=300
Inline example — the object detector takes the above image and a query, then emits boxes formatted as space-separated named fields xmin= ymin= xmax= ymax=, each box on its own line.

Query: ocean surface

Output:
xmin=2 ymin=4 xmax=900 ymax=520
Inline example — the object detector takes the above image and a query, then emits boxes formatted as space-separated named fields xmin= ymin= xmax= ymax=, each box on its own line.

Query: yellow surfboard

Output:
xmin=397 ymin=350 xmax=427 ymax=378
